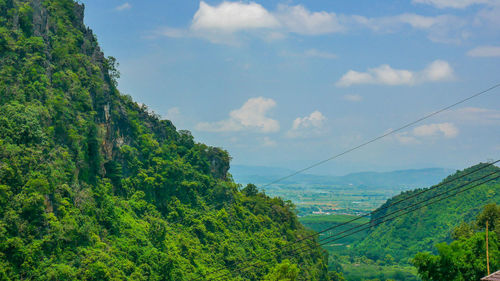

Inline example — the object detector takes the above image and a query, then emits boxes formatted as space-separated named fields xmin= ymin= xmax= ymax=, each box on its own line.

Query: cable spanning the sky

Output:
xmin=200 ymin=161 xmax=499 ymax=280
xmin=292 ymin=169 xmax=500 ymax=255
xmin=295 ymin=172 xmax=500 ymax=256
xmin=289 ymin=161 xmax=499 ymax=247
xmin=207 ymin=164 xmax=499 ymax=280
xmin=261 ymin=83 xmax=500 ymax=188
xmin=198 ymin=82 xmax=500 ymax=279
xmin=219 ymin=171 xmax=499 ymax=280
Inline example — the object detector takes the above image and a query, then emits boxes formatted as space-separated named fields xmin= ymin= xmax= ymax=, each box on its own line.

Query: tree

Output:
xmin=242 ymin=183 xmax=259 ymax=197
xmin=476 ymin=203 xmax=500 ymax=232
xmin=413 ymin=203 xmax=500 ymax=281
xmin=264 ymin=260 xmax=300 ymax=281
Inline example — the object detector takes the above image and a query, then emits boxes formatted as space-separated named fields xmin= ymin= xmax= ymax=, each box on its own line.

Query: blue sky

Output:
xmin=82 ymin=0 xmax=500 ymax=175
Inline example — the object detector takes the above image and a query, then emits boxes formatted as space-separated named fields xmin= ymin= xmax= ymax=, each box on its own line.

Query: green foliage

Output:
xmin=263 ymin=260 xmax=299 ymax=281
xmin=476 ymin=203 xmax=500 ymax=233
xmin=354 ymin=164 xmax=500 ymax=263
xmin=0 ymin=1 xmax=333 ymax=280
xmin=413 ymin=204 xmax=500 ymax=281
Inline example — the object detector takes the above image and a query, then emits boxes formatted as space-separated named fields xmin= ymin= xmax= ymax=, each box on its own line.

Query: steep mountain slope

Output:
xmin=0 ymin=1 xmax=330 ymax=280
xmin=354 ymin=163 xmax=500 ymax=263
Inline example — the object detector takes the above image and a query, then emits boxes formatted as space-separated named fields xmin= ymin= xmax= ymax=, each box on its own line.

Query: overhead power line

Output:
xmin=201 ymin=83 xmax=500 ymax=279
xmin=292 ymin=170 xmax=500 ymax=255
xmin=226 ymin=172 xmax=499 ymax=279
xmin=291 ymin=161 xmax=499 ymax=246
xmin=297 ymin=173 xmax=500 ymax=255
xmin=262 ymin=83 xmax=500 ymax=188
xmin=202 ymin=161 xmax=498 ymax=280
xmin=208 ymin=166 xmax=500 ymax=280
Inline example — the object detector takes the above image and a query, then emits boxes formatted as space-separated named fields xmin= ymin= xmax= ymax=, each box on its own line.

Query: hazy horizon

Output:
xmin=82 ymin=0 xmax=500 ymax=175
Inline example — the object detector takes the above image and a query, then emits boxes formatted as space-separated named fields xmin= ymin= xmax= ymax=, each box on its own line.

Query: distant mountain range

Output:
xmin=230 ymin=164 xmax=455 ymax=190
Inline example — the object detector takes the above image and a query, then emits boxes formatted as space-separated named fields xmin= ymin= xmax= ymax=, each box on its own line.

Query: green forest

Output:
xmin=297 ymin=165 xmax=499 ymax=280
xmin=0 ymin=0 xmax=335 ymax=280
xmin=1 ymin=0 xmax=499 ymax=281
xmin=354 ymin=164 xmax=500 ymax=264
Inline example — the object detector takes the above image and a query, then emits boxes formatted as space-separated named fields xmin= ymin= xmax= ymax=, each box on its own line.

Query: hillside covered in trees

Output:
xmin=354 ymin=163 xmax=500 ymax=264
xmin=414 ymin=203 xmax=500 ymax=281
xmin=0 ymin=0 xmax=334 ymax=280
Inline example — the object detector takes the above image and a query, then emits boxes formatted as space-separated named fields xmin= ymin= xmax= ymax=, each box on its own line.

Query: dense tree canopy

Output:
xmin=354 ymin=164 xmax=500 ymax=263
xmin=413 ymin=203 xmax=500 ymax=281
xmin=0 ymin=0 xmax=333 ymax=280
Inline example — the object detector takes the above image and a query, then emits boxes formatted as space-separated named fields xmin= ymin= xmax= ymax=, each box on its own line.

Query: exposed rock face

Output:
xmin=15 ymin=0 xmax=231 ymax=180
xmin=207 ymin=147 xmax=230 ymax=180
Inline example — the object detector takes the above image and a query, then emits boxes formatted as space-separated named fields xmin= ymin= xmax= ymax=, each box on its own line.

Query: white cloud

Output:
xmin=412 ymin=0 xmax=498 ymax=9
xmin=467 ymin=46 xmax=500 ymax=57
xmin=394 ymin=132 xmax=420 ymax=144
xmin=157 ymin=2 xmax=479 ymax=45
xmin=475 ymin=6 xmax=500 ymax=29
xmin=191 ymin=1 xmax=279 ymax=32
xmin=351 ymin=13 xmax=467 ymax=44
xmin=421 ymin=60 xmax=455 ymax=81
xmin=160 ymin=2 xmax=346 ymax=44
xmin=413 ymin=122 xmax=459 ymax=138
xmin=195 ymin=97 xmax=279 ymax=133
xmin=394 ymin=122 xmax=459 ymax=144
xmin=336 ymin=65 xmax=414 ymax=86
xmin=336 ymin=60 xmax=454 ymax=87
xmin=352 ymin=13 xmax=440 ymax=31
xmin=115 ymin=2 xmax=131 ymax=11
xmin=276 ymin=4 xmax=344 ymax=35
xmin=343 ymin=94 xmax=363 ymax=102
xmin=287 ymin=110 xmax=326 ymax=138
xmin=444 ymin=107 xmax=500 ymax=124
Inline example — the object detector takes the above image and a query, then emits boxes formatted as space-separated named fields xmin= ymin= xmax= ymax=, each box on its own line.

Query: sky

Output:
xmin=81 ymin=0 xmax=500 ymax=176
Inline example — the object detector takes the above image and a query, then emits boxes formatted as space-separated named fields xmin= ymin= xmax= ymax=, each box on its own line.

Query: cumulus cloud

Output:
xmin=275 ymin=4 xmax=343 ymax=35
xmin=287 ymin=110 xmax=326 ymax=138
xmin=336 ymin=60 xmax=454 ymax=87
xmin=443 ymin=107 xmax=500 ymax=124
xmin=421 ymin=60 xmax=455 ymax=81
xmin=413 ymin=122 xmax=459 ymax=138
xmin=191 ymin=1 xmax=279 ymax=32
xmin=157 ymin=2 xmax=479 ymax=45
xmin=159 ymin=2 xmax=346 ymax=43
xmin=343 ymin=94 xmax=363 ymax=102
xmin=115 ymin=3 xmax=131 ymax=11
xmin=467 ymin=46 xmax=500 ymax=57
xmin=412 ymin=0 xmax=498 ymax=9
xmin=351 ymin=13 xmax=440 ymax=31
xmin=195 ymin=97 xmax=279 ymax=133
xmin=346 ymin=13 xmax=467 ymax=43
xmin=394 ymin=122 xmax=459 ymax=144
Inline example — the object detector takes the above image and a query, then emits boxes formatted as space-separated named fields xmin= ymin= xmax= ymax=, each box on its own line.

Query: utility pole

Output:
xmin=486 ymin=220 xmax=490 ymax=276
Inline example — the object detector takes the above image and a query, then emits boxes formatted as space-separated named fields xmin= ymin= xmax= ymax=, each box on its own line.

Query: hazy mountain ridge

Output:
xmin=354 ymin=163 xmax=500 ymax=263
xmin=231 ymin=165 xmax=454 ymax=190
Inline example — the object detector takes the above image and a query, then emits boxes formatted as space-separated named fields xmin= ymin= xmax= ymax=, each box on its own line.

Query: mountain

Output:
xmin=231 ymin=165 xmax=454 ymax=216
xmin=231 ymin=165 xmax=454 ymax=190
xmin=0 ymin=1 xmax=331 ymax=280
xmin=353 ymin=163 xmax=500 ymax=263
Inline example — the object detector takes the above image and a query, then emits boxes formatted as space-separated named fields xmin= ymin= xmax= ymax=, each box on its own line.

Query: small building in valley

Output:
xmin=482 ymin=270 xmax=500 ymax=281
